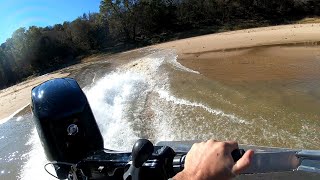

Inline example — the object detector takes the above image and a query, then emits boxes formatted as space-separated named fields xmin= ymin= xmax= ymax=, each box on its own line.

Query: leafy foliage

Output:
xmin=0 ymin=0 xmax=319 ymax=89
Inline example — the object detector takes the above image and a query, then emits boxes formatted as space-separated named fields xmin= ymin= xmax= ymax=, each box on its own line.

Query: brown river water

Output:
xmin=175 ymin=44 xmax=320 ymax=149
xmin=0 ymin=45 xmax=319 ymax=179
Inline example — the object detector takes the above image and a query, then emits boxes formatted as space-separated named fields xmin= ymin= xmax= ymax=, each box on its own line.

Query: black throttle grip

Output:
xmin=231 ymin=149 xmax=245 ymax=162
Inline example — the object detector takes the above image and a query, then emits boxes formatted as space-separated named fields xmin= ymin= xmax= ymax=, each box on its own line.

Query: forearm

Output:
xmin=171 ymin=172 xmax=188 ymax=180
xmin=171 ymin=171 xmax=204 ymax=180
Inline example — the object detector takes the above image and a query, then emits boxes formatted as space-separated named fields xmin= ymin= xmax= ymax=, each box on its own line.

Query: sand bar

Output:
xmin=0 ymin=73 xmax=69 ymax=121
xmin=154 ymin=24 xmax=320 ymax=54
xmin=154 ymin=23 xmax=320 ymax=82
xmin=1 ymin=23 xmax=320 ymax=121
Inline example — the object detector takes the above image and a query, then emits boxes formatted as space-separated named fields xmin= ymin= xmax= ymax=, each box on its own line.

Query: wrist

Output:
xmin=172 ymin=170 xmax=204 ymax=180
xmin=172 ymin=171 xmax=188 ymax=180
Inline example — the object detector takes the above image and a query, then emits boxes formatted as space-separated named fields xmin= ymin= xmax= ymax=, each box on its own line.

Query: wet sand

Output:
xmin=1 ymin=24 xmax=320 ymax=180
xmin=1 ymin=23 xmax=320 ymax=121
xmin=154 ymin=23 xmax=320 ymax=82
xmin=0 ymin=49 xmax=152 ymax=122
xmin=152 ymin=23 xmax=320 ymax=150
xmin=0 ymin=73 xmax=69 ymax=121
xmin=177 ymin=46 xmax=320 ymax=82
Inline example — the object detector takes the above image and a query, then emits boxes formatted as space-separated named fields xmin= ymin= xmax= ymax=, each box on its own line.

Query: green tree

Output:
xmin=0 ymin=49 xmax=7 ymax=87
xmin=68 ymin=18 xmax=92 ymax=52
xmin=0 ymin=44 xmax=18 ymax=88
xmin=100 ymin=0 xmax=139 ymax=40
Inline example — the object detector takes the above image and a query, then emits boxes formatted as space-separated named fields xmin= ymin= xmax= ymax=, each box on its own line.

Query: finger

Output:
xmin=232 ymin=149 xmax=254 ymax=175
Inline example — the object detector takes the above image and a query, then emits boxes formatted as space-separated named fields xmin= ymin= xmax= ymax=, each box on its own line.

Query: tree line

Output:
xmin=0 ymin=0 xmax=319 ymax=89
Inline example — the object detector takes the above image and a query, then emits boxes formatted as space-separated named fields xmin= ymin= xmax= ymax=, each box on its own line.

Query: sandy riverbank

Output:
xmin=154 ymin=24 xmax=320 ymax=54
xmin=0 ymin=73 xmax=69 ymax=122
xmin=153 ymin=23 xmax=320 ymax=82
xmin=1 ymin=23 xmax=320 ymax=122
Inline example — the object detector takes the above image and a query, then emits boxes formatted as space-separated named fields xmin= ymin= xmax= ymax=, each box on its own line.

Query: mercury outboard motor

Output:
xmin=31 ymin=78 xmax=104 ymax=179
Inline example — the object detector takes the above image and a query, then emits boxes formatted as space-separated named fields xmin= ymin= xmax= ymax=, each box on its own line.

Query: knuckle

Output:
xmin=229 ymin=141 xmax=238 ymax=146
xmin=191 ymin=143 xmax=198 ymax=149
xmin=199 ymin=141 xmax=205 ymax=146
xmin=220 ymin=142 xmax=228 ymax=149
xmin=206 ymin=139 xmax=217 ymax=145
xmin=207 ymin=139 xmax=214 ymax=144
xmin=191 ymin=142 xmax=201 ymax=149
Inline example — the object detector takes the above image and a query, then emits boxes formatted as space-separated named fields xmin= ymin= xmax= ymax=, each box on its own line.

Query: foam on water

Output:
xmin=84 ymin=50 xmax=177 ymax=150
xmin=156 ymin=89 xmax=249 ymax=124
xmin=0 ymin=104 xmax=29 ymax=125
xmin=164 ymin=52 xmax=200 ymax=74
xmin=20 ymin=50 xmax=245 ymax=179
xmin=85 ymin=72 xmax=145 ymax=150
xmin=19 ymin=129 xmax=56 ymax=180
xmin=16 ymin=116 xmax=23 ymax=122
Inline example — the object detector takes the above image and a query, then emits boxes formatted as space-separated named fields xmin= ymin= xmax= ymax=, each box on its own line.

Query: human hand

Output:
xmin=173 ymin=140 xmax=254 ymax=180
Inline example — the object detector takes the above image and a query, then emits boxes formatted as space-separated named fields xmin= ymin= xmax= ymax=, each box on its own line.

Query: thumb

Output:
xmin=232 ymin=149 xmax=254 ymax=175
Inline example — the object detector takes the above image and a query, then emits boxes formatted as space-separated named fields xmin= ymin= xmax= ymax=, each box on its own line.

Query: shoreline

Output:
xmin=153 ymin=23 xmax=320 ymax=54
xmin=153 ymin=23 xmax=320 ymax=82
xmin=0 ymin=73 xmax=69 ymax=121
xmin=1 ymin=23 xmax=320 ymax=122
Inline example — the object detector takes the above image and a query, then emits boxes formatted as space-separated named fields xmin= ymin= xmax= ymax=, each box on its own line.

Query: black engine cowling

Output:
xmin=31 ymin=78 xmax=104 ymax=178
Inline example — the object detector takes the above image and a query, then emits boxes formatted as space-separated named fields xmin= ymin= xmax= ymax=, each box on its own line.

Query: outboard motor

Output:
xmin=31 ymin=78 xmax=104 ymax=179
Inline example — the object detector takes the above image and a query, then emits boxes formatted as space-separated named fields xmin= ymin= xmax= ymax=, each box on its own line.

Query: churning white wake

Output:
xmin=156 ymin=89 xmax=249 ymax=125
xmin=20 ymin=50 xmax=245 ymax=179
xmin=19 ymin=129 xmax=56 ymax=180
xmin=84 ymin=50 xmax=247 ymax=149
